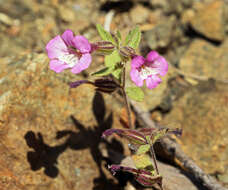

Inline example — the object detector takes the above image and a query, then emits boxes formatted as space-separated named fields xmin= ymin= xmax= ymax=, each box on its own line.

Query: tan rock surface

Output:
xmin=190 ymin=0 xmax=225 ymax=41
xmin=0 ymin=53 xmax=124 ymax=190
xmin=0 ymin=53 xmax=201 ymax=190
xmin=179 ymin=39 xmax=228 ymax=80
xmin=161 ymin=80 xmax=228 ymax=180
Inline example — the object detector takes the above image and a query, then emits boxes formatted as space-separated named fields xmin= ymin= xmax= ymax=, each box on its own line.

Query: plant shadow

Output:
xmin=24 ymin=91 xmax=127 ymax=188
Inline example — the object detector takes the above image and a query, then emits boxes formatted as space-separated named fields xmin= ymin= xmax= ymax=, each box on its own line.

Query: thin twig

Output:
xmin=171 ymin=64 xmax=228 ymax=84
xmin=130 ymin=101 xmax=227 ymax=190
xmin=104 ymin=10 xmax=115 ymax=32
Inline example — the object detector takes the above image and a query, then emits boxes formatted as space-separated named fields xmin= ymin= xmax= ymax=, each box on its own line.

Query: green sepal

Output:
xmin=126 ymin=87 xmax=144 ymax=102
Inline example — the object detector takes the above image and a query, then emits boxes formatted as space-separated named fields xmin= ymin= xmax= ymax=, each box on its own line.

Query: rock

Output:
xmin=58 ymin=5 xmax=76 ymax=23
xmin=149 ymin=0 xmax=193 ymax=14
xmin=218 ymin=173 xmax=228 ymax=184
xmin=224 ymin=1 xmax=228 ymax=33
xmin=179 ymin=39 xmax=228 ymax=80
xmin=158 ymin=161 xmax=198 ymax=190
xmin=190 ymin=0 xmax=225 ymax=42
xmin=0 ymin=52 xmax=201 ymax=190
xmin=0 ymin=0 xmax=98 ymax=57
xmin=160 ymin=80 xmax=228 ymax=183
xmin=144 ymin=16 xmax=177 ymax=50
xmin=181 ymin=9 xmax=195 ymax=26
xmin=129 ymin=4 xmax=150 ymax=24
xmin=149 ymin=0 xmax=167 ymax=9
xmin=0 ymin=53 xmax=126 ymax=190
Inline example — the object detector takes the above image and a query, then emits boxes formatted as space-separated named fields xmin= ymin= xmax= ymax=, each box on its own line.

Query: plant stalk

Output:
xmin=121 ymin=65 xmax=134 ymax=129
xmin=150 ymin=145 xmax=163 ymax=190
xmin=150 ymin=145 xmax=159 ymax=175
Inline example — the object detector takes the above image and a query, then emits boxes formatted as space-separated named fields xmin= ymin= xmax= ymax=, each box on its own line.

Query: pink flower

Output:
xmin=46 ymin=29 xmax=92 ymax=74
xmin=130 ymin=51 xmax=168 ymax=89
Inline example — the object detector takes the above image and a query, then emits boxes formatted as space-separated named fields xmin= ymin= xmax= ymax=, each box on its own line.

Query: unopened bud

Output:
xmin=94 ymin=78 xmax=119 ymax=94
xmin=102 ymin=128 xmax=147 ymax=145
xmin=91 ymin=41 xmax=115 ymax=55
xmin=119 ymin=46 xmax=137 ymax=59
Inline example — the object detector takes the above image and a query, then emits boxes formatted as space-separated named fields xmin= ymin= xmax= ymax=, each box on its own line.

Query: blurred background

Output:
xmin=0 ymin=0 xmax=228 ymax=189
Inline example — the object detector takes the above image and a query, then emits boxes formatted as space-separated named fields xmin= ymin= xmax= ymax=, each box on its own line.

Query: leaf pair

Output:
xmin=96 ymin=24 xmax=141 ymax=49
xmin=94 ymin=25 xmax=141 ymax=81
xmin=103 ymin=127 xmax=182 ymax=187
xmin=102 ymin=127 xmax=182 ymax=154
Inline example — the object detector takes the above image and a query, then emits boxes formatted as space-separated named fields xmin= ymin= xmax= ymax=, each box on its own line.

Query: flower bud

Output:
xmin=102 ymin=128 xmax=147 ymax=145
xmin=91 ymin=41 xmax=115 ymax=55
xmin=94 ymin=78 xmax=119 ymax=94
xmin=119 ymin=46 xmax=136 ymax=59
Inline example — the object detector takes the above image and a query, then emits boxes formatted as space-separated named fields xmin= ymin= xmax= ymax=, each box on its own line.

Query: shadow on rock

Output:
xmin=24 ymin=92 xmax=126 ymax=188
xmin=57 ymin=92 xmax=125 ymax=188
xmin=24 ymin=131 xmax=68 ymax=178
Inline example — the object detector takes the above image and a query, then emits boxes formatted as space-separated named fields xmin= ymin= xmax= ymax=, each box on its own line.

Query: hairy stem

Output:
xmin=150 ymin=144 xmax=163 ymax=190
xmin=121 ymin=65 xmax=134 ymax=129
xmin=150 ymin=145 xmax=159 ymax=175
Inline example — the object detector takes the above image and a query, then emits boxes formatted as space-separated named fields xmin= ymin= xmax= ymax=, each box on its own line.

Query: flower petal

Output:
xmin=153 ymin=56 xmax=168 ymax=76
xmin=130 ymin=68 xmax=144 ymax=87
xmin=71 ymin=53 xmax=92 ymax=74
xmin=61 ymin=29 xmax=75 ymax=47
xmin=73 ymin=35 xmax=91 ymax=53
xmin=131 ymin=56 xmax=145 ymax=69
xmin=46 ymin=35 xmax=68 ymax=59
xmin=49 ymin=59 xmax=71 ymax=73
xmin=146 ymin=51 xmax=159 ymax=62
xmin=145 ymin=75 xmax=162 ymax=89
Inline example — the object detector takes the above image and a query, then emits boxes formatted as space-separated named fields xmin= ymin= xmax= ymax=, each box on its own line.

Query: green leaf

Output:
xmin=126 ymin=87 xmax=144 ymax=102
xmin=124 ymin=26 xmax=141 ymax=49
xmin=91 ymin=67 xmax=114 ymax=77
xmin=112 ymin=67 xmax=122 ymax=80
xmin=136 ymin=144 xmax=150 ymax=155
xmin=96 ymin=24 xmax=116 ymax=45
xmin=96 ymin=48 xmax=114 ymax=55
xmin=104 ymin=50 xmax=123 ymax=80
xmin=132 ymin=154 xmax=154 ymax=170
xmin=116 ymin=30 xmax=122 ymax=46
xmin=104 ymin=49 xmax=122 ymax=67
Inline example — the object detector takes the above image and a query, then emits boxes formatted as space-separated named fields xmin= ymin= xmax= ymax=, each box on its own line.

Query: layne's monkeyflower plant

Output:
xmin=46 ymin=25 xmax=181 ymax=190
